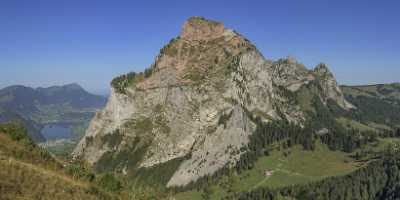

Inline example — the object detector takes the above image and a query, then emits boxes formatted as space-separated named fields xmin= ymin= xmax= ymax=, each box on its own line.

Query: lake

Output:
xmin=41 ymin=124 xmax=73 ymax=140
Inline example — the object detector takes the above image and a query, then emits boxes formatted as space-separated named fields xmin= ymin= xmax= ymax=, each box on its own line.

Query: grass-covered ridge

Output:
xmin=0 ymin=122 xmax=57 ymax=168
xmin=0 ymin=122 xmax=115 ymax=199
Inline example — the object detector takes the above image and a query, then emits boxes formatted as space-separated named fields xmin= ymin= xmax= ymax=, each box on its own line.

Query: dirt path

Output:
xmin=251 ymin=176 xmax=271 ymax=190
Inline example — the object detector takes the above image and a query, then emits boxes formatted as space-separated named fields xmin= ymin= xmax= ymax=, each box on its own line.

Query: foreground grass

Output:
xmin=0 ymin=122 xmax=115 ymax=200
xmin=0 ymin=151 xmax=116 ymax=200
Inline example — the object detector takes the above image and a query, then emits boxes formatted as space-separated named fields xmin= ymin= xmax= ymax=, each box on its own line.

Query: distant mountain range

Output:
xmin=0 ymin=83 xmax=107 ymax=142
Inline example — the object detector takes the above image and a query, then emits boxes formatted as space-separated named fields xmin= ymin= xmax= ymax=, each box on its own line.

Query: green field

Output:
xmin=174 ymin=142 xmax=361 ymax=200
xmin=336 ymin=117 xmax=377 ymax=132
xmin=44 ymin=140 xmax=77 ymax=156
xmin=363 ymin=137 xmax=400 ymax=153
xmin=238 ymin=144 xmax=359 ymax=189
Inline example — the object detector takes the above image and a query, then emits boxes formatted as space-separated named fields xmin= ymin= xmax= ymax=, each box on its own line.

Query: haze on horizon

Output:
xmin=1 ymin=0 xmax=399 ymax=95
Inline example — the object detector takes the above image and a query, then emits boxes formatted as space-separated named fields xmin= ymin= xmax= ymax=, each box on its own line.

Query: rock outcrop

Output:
xmin=313 ymin=63 xmax=355 ymax=110
xmin=73 ymin=17 xmax=353 ymax=187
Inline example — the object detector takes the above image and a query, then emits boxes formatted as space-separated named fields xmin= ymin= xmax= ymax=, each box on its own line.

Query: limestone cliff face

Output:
xmin=313 ymin=63 xmax=355 ymax=110
xmin=73 ymin=17 xmax=353 ymax=187
xmin=268 ymin=59 xmax=354 ymax=110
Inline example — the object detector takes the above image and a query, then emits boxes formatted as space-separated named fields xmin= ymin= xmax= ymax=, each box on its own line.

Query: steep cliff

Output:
xmin=73 ymin=17 xmax=353 ymax=187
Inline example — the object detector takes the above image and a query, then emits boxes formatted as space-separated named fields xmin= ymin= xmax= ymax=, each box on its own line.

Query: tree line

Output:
xmin=111 ymin=67 xmax=154 ymax=94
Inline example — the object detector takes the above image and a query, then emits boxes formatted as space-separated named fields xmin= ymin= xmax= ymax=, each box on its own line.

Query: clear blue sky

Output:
xmin=1 ymin=0 xmax=399 ymax=95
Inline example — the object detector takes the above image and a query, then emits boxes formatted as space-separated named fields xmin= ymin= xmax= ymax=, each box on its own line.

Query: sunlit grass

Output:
xmin=174 ymin=142 xmax=360 ymax=200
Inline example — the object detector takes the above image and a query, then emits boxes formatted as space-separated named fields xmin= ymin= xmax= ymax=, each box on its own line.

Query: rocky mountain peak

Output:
xmin=286 ymin=56 xmax=298 ymax=64
xmin=313 ymin=63 xmax=333 ymax=78
xmin=180 ymin=17 xmax=225 ymax=41
xmin=74 ymin=17 xmax=355 ymax=188
xmin=311 ymin=63 xmax=355 ymax=110
xmin=136 ymin=17 xmax=255 ymax=90
xmin=269 ymin=57 xmax=311 ymax=91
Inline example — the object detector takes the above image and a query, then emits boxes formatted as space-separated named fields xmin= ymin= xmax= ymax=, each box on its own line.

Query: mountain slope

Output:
xmin=0 ymin=109 xmax=44 ymax=141
xmin=341 ymin=83 xmax=400 ymax=128
xmin=73 ymin=17 xmax=354 ymax=188
xmin=0 ymin=122 xmax=112 ymax=200
xmin=235 ymin=151 xmax=400 ymax=200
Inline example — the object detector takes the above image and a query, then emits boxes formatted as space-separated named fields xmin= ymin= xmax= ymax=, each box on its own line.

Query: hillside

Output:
xmin=0 ymin=109 xmax=44 ymax=142
xmin=0 ymin=122 xmax=113 ymax=200
xmin=341 ymin=83 xmax=400 ymax=129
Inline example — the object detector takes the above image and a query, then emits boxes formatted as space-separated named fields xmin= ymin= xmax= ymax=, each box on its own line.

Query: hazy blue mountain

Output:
xmin=0 ymin=108 xmax=44 ymax=142
xmin=0 ymin=83 xmax=107 ymax=143
xmin=36 ymin=83 xmax=107 ymax=108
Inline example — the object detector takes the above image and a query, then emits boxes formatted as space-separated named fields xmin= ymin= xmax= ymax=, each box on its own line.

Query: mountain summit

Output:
xmin=73 ymin=17 xmax=353 ymax=187
xmin=180 ymin=17 xmax=225 ymax=41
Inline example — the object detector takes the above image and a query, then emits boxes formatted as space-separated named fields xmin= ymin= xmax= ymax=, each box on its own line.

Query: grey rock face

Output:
xmin=269 ymin=58 xmax=311 ymax=91
xmin=313 ymin=63 xmax=355 ymax=110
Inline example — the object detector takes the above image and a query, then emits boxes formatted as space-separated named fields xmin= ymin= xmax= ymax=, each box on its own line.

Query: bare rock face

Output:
xmin=269 ymin=57 xmax=313 ymax=92
xmin=313 ymin=63 xmax=355 ymax=110
xmin=73 ymin=17 xmax=353 ymax=187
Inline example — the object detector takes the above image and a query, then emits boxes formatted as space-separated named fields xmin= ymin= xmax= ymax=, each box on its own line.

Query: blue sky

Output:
xmin=1 ymin=0 xmax=399 ymax=95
